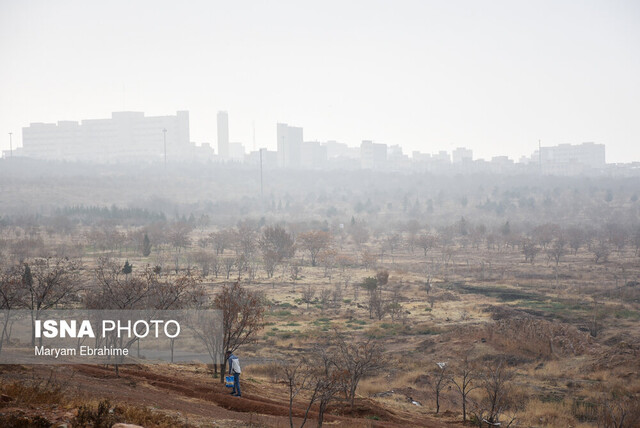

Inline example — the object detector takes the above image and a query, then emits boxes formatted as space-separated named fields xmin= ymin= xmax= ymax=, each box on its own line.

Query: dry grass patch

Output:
xmin=0 ymin=379 xmax=66 ymax=406
xmin=520 ymin=399 xmax=583 ymax=428
xmin=243 ymin=362 xmax=281 ymax=382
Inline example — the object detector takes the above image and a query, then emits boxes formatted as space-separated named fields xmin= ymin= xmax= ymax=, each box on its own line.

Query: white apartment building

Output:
xmin=20 ymin=111 xmax=191 ymax=163
xmin=452 ymin=147 xmax=473 ymax=163
xmin=537 ymin=142 xmax=605 ymax=175
xmin=276 ymin=123 xmax=303 ymax=168
xmin=360 ymin=140 xmax=387 ymax=169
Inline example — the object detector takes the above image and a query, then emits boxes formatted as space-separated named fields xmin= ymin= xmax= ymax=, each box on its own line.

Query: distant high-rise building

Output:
xmin=452 ymin=147 xmax=473 ymax=163
xmin=537 ymin=142 xmax=605 ymax=175
xmin=301 ymin=141 xmax=328 ymax=169
xmin=433 ymin=151 xmax=451 ymax=163
xmin=360 ymin=140 xmax=387 ymax=169
xmin=228 ymin=142 xmax=246 ymax=162
xmin=217 ymin=111 xmax=229 ymax=160
xmin=277 ymin=123 xmax=303 ymax=168
xmin=19 ymin=111 xmax=190 ymax=162
xmin=539 ymin=142 xmax=605 ymax=167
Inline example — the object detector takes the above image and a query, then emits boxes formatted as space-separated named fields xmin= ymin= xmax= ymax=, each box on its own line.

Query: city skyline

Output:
xmin=3 ymin=108 xmax=619 ymax=165
xmin=1 ymin=1 xmax=639 ymax=163
xmin=11 ymin=108 xmax=615 ymax=178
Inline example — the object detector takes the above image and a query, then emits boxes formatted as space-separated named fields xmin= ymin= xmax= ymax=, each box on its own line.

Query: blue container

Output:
xmin=225 ymin=375 xmax=234 ymax=387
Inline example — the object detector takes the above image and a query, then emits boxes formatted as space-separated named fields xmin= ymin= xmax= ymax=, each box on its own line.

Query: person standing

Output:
xmin=226 ymin=351 xmax=242 ymax=397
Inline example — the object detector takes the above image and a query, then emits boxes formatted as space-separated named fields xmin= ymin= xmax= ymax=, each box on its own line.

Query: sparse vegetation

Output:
xmin=1 ymin=165 xmax=639 ymax=427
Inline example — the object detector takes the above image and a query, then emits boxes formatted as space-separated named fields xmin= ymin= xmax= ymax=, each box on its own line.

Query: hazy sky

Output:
xmin=1 ymin=0 xmax=639 ymax=162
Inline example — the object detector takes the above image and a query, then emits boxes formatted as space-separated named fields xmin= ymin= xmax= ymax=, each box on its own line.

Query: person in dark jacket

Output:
xmin=226 ymin=351 xmax=242 ymax=397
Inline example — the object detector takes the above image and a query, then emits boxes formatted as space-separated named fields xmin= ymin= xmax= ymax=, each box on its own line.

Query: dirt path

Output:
xmin=1 ymin=364 xmax=454 ymax=427
xmin=23 ymin=364 xmax=450 ymax=427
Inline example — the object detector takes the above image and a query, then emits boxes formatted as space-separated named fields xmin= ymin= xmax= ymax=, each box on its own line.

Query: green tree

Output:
xmin=122 ymin=260 xmax=133 ymax=275
xmin=142 ymin=233 xmax=151 ymax=257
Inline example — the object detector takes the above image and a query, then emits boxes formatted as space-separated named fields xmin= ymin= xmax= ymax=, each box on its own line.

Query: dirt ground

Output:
xmin=0 ymin=363 xmax=454 ymax=427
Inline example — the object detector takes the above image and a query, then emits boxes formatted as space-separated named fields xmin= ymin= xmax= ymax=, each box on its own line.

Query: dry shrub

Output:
xmin=571 ymin=398 xmax=599 ymax=424
xmin=120 ymin=405 xmax=192 ymax=428
xmin=244 ymin=362 xmax=281 ymax=382
xmin=73 ymin=399 xmax=191 ymax=428
xmin=528 ymin=359 xmax=577 ymax=381
xmin=597 ymin=386 xmax=640 ymax=428
xmin=0 ymin=380 xmax=65 ymax=406
xmin=521 ymin=399 xmax=578 ymax=427
xmin=73 ymin=400 xmax=121 ymax=428
xmin=486 ymin=317 xmax=592 ymax=359
xmin=358 ymin=368 xmax=424 ymax=398
xmin=0 ymin=414 xmax=52 ymax=428
xmin=357 ymin=377 xmax=388 ymax=397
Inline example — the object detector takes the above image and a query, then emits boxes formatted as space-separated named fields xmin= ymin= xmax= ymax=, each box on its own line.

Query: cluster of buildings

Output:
xmin=16 ymin=111 xmax=192 ymax=163
xmin=5 ymin=109 xmax=617 ymax=175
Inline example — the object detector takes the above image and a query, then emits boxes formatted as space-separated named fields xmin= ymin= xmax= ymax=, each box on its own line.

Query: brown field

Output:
xmin=1 ymin=165 xmax=639 ymax=427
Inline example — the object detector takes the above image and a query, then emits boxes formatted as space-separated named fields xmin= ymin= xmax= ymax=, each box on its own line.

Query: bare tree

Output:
xmin=376 ymin=270 xmax=389 ymax=287
xmin=547 ymin=235 xmax=567 ymax=286
xmin=280 ymin=345 xmax=347 ymax=428
xmin=423 ymin=276 xmax=432 ymax=295
xmin=299 ymin=231 xmax=332 ymax=267
xmin=589 ymin=297 xmax=602 ymax=338
xmin=24 ymin=258 xmax=82 ymax=345
xmin=430 ymin=362 xmax=450 ymax=414
xmin=598 ymin=389 xmax=640 ymax=428
xmin=263 ymin=250 xmax=279 ymax=279
xmin=0 ymin=265 xmax=26 ymax=354
xmin=145 ymin=270 xmax=206 ymax=362
xmin=607 ymin=223 xmax=627 ymax=253
xmin=334 ymin=334 xmax=385 ymax=409
xmin=167 ymin=221 xmax=192 ymax=253
xmin=451 ymin=353 xmax=479 ymax=424
xmin=290 ymin=263 xmax=302 ymax=283
xmin=331 ymin=283 xmax=343 ymax=308
xmin=522 ymin=239 xmax=540 ymax=264
xmin=384 ymin=233 xmax=402 ymax=264
xmin=567 ymin=226 xmax=586 ymax=255
xmin=532 ymin=223 xmax=559 ymax=249
xmin=146 ymin=270 xmax=205 ymax=311
xmin=210 ymin=229 xmax=234 ymax=255
xmin=310 ymin=345 xmax=348 ymax=428
xmin=387 ymin=285 xmax=403 ymax=322
xmin=236 ymin=221 xmax=257 ymax=258
xmin=193 ymin=250 xmax=212 ymax=277
xmin=592 ymin=240 xmax=611 ymax=264
xmin=214 ymin=282 xmax=265 ymax=381
xmin=260 ymin=225 xmax=295 ymax=277
xmin=471 ymin=359 xmax=516 ymax=427
xmin=370 ymin=288 xmax=387 ymax=320
xmin=259 ymin=225 xmax=295 ymax=261
xmin=318 ymin=248 xmax=337 ymax=280
xmin=222 ymin=257 xmax=235 ymax=279
xmin=319 ymin=287 xmax=331 ymax=312
xmin=302 ymin=284 xmax=316 ymax=309
xmin=88 ymin=258 xmax=152 ymax=310
xmin=349 ymin=223 xmax=369 ymax=248
xmin=211 ymin=255 xmax=221 ymax=278
xmin=235 ymin=254 xmax=248 ymax=281
xmin=279 ymin=358 xmax=315 ymax=428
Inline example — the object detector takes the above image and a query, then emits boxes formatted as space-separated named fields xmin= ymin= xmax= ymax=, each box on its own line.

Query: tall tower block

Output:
xmin=217 ymin=111 xmax=229 ymax=159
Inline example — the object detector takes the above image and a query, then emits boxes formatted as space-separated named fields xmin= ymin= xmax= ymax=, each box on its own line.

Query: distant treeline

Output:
xmin=55 ymin=205 xmax=166 ymax=223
